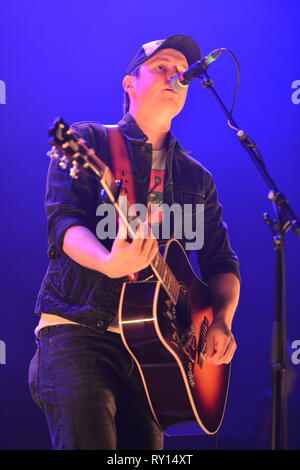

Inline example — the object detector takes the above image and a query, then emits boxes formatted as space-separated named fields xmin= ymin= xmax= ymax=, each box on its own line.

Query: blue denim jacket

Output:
xmin=34 ymin=113 xmax=240 ymax=332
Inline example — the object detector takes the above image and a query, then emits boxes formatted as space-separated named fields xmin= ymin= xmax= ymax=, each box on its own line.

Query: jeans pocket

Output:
xmin=47 ymin=325 xmax=87 ymax=345
xmin=28 ymin=347 xmax=42 ymax=409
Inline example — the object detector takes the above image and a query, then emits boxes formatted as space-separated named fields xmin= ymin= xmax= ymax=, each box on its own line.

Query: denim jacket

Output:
xmin=34 ymin=113 xmax=240 ymax=333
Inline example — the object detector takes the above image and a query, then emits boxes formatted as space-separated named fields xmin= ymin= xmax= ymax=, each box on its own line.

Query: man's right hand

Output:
xmin=102 ymin=219 xmax=159 ymax=278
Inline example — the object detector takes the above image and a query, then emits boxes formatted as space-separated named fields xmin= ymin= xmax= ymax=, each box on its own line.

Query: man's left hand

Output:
xmin=204 ymin=319 xmax=237 ymax=365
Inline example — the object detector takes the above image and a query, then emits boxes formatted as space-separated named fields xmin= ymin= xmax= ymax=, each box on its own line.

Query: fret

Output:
xmin=166 ymin=272 xmax=171 ymax=290
xmin=150 ymin=250 xmax=180 ymax=304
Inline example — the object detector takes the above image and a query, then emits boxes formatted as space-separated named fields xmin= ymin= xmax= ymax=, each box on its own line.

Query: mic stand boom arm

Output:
xmin=199 ymin=71 xmax=300 ymax=450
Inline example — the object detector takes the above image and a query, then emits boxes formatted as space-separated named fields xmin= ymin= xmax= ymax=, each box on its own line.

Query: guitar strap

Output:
xmin=105 ymin=125 xmax=140 ymax=281
xmin=105 ymin=125 xmax=137 ymax=214
xmin=105 ymin=125 xmax=164 ymax=282
xmin=105 ymin=124 xmax=163 ymax=228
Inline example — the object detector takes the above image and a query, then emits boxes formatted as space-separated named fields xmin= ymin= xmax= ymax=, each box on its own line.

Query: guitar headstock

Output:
xmin=49 ymin=117 xmax=72 ymax=146
xmin=48 ymin=117 xmax=107 ymax=180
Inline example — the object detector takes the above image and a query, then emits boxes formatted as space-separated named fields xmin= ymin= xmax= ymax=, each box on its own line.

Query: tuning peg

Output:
xmin=70 ymin=160 xmax=80 ymax=179
xmin=100 ymin=179 xmax=122 ymax=203
xmin=58 ymin=156 xmax=69 ymax=170
xmin=47 ymin=146 xmax=60 ymax=159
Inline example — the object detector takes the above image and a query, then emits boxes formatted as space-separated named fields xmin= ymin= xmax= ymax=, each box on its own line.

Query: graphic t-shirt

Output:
xmin=147 ymin=146 xmax=167 ymax=219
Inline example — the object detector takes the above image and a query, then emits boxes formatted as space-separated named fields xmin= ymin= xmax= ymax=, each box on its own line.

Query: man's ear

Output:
xmin=122 ymin=75 xmax=134 ymax=96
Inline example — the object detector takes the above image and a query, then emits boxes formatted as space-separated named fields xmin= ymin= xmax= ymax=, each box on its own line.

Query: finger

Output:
xmin=130 ymin=227 xmax=146 ymax=252
xmin=143 ymin=216 xmax=158 ymax=239
xmin=204 ymin=330 xmax=218 ymax=359
xmin=126 ymin=221 xmax=145 ymax=254
xmin=116 ymin=214 xmax=129 ymax=241
xmin=131 ymin=222 xmax=155 ymax=253
xmin=206 ymin=335 xmax=230 ymax=364
xmin=133 ymin=219 xmax=149 ymax=240
xmin=143 ymin=237 xmax=159 ymax=264
xmin=131 ymin=237 xmax=158 ymax=270
xmin=222 ymin=339 xmax=237 ymax=364
xmin=140 ymin=220 xmax=155 ymax=239
xmin=215 ymin=336 xmax=236 ymax=365
xmin=148 ymin=206 xmax=163 ymax=225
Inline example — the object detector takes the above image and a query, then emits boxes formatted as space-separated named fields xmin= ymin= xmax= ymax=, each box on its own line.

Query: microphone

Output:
xmin=170 ymin=48 xmax=224 ymax=92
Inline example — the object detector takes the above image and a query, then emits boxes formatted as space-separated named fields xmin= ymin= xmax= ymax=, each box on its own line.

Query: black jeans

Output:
xmin=28 ymin=324 xmax=163 ymax=450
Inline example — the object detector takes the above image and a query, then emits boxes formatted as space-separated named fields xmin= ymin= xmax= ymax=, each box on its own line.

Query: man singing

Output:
xmin=29 ymin=34 xmax=240 ymax=450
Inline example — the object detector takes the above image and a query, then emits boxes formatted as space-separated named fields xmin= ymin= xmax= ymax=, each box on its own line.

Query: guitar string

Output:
xmin=65 ymin=136 xmax=212 ymax=360
xmin=57 ymin=133 xmax=211 ymax=345
xmin=76 ymin=139 xmax=208 ymax=340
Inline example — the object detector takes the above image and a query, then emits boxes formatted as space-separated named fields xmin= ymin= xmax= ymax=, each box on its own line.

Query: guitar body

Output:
xmin=119 ymin=239 xmax=231 ymax=435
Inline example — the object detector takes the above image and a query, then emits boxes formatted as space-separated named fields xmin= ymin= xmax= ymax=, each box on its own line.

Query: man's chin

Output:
xmin=159 ymin=98 xmax=183 ymax=116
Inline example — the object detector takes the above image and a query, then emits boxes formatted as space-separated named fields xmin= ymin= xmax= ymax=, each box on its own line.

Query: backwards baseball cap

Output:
xmin=127 ymin=34 xmax=202 ymax=75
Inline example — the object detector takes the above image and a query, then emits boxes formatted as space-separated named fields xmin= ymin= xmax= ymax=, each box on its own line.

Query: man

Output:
xmin=28 ymin=35 xmax=240 ymax=450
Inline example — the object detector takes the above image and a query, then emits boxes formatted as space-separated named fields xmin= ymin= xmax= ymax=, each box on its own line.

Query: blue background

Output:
xmin=0 ymin=0 xmax=299 ymax=450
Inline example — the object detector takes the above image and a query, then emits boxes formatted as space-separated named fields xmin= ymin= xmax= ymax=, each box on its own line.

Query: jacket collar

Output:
xmin=117 ymin=112 xmax=179 ymax=152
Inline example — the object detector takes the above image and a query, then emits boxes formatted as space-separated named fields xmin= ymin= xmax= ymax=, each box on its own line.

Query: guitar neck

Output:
xmin=99 ymin=176 xmax=180 ymax=304
xmin=151 ymin=252 xmax=180 ymax=304
xmin=49 ymin=118 xmax=181 ymax=304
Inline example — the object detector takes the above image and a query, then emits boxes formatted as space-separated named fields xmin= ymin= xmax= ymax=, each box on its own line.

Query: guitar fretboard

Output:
xmin=151 ymin=251 xmax=180 ymax=304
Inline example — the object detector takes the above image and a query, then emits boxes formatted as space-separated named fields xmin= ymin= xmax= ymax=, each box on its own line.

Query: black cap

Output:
xmin=127 ymin=34 xmax=202 ymax=74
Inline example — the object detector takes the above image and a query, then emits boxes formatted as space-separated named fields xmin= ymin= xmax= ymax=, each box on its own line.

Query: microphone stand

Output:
xmin=198 ymin=71 xmax=300 ymax=450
